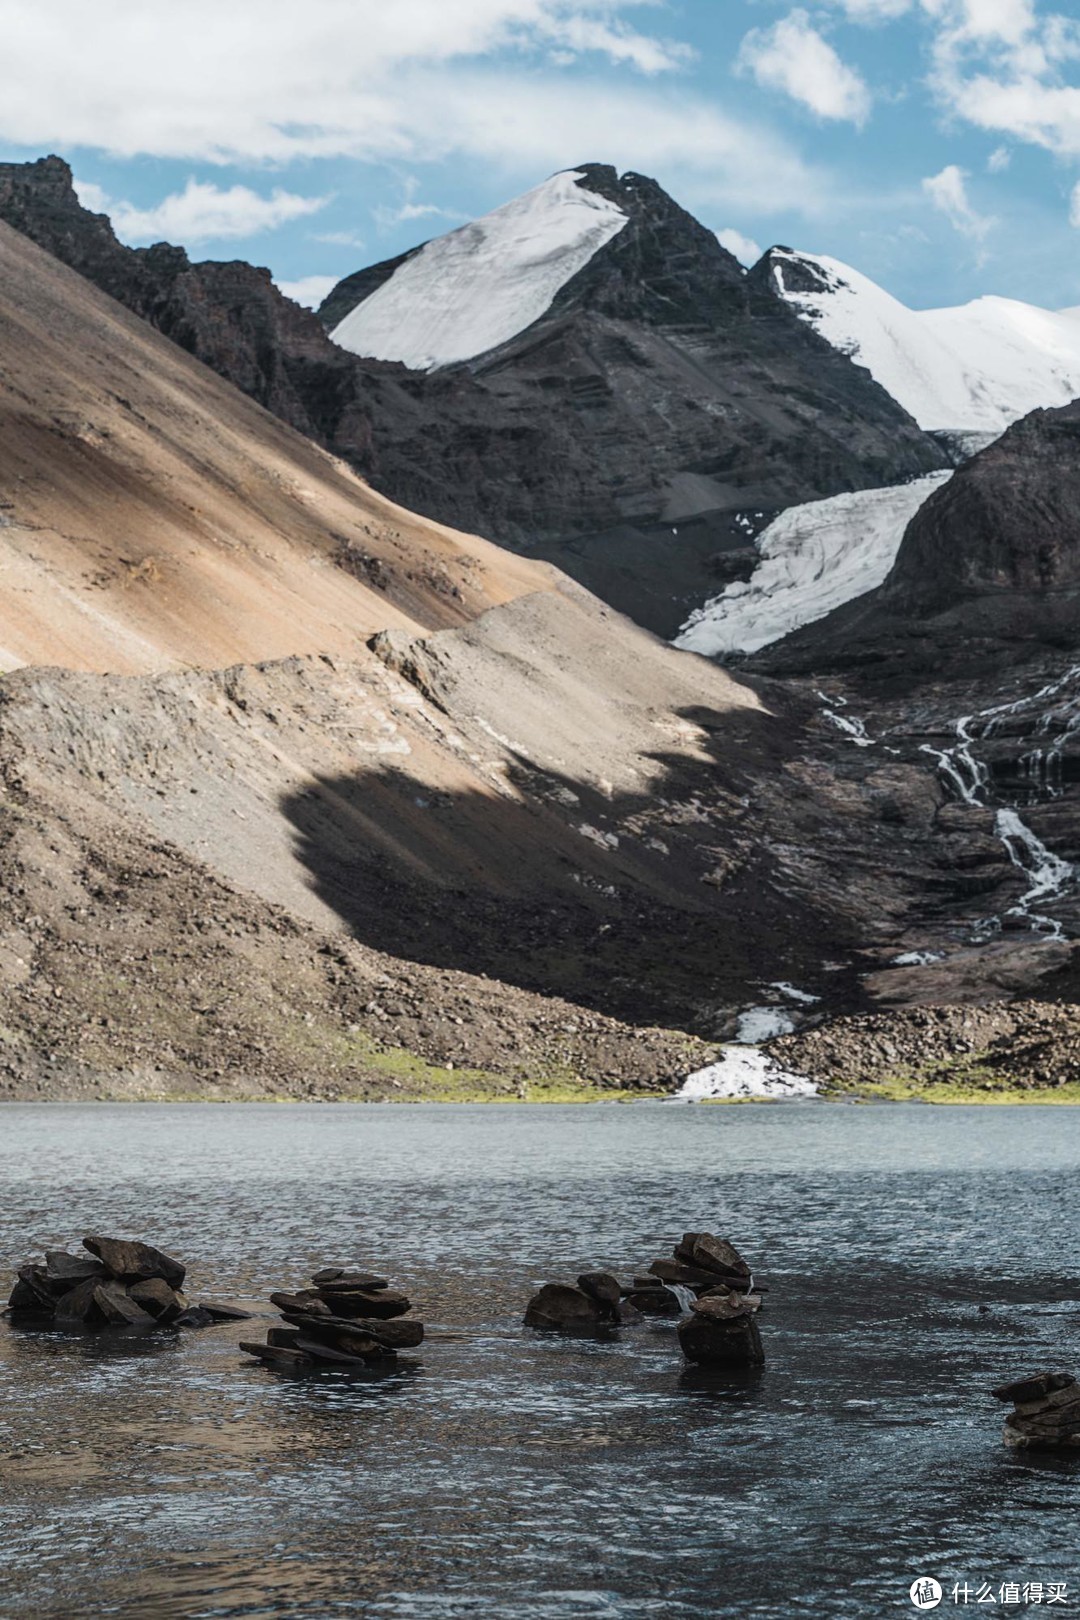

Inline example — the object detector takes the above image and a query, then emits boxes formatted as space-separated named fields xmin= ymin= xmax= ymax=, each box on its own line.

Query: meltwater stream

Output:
xmin=920 ymin=674 xmax=1080 ymax=940
xmin=1 ymin=1102 xmax=1079 ymax=1619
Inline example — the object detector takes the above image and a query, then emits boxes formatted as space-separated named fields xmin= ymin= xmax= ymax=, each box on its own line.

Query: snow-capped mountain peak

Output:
xmin=328 ymin=169 xmax=629 ymax=371
xmin=756 ymin=246 xmax=1080 ymax=437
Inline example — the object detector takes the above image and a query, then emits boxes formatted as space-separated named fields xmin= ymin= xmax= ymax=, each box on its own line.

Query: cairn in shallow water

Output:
xmin=240 ymin=1265 xmax=425 ymax=1371
xmin=4 ymin=1234 xmax=251 ymax=1330
xmin=992 ymin=1370 xmax=1080 ymax=1450
xmin=523 ymin=1231 xmax=764 ymax=1365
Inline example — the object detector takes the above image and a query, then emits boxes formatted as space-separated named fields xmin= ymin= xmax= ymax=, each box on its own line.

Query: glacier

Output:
xmin=765 ymin=249 xmax=1080 ymax=436
xmin=675 ymin=473 xmax=951 ymax=658
xmin=330 ymin=171 xmax=628 ymax=371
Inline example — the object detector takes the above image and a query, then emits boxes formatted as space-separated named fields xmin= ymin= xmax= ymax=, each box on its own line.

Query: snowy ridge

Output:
xmin=330 ymin=172 xmax=628 ymax=371
xmin=675 ymin=473 xmax=950 ymax=658
xmin=766 ymin=250 xmax=1080 ymax=436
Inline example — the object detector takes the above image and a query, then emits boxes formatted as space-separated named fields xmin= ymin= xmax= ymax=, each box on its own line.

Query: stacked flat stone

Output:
xmin=992 ymin=1370 xmax=1080 ymax=1450
xmin=240 ymin=1266 xmax=424 ymax=1371
xmin=4 ymin=1234 xmax=250 ymax=1330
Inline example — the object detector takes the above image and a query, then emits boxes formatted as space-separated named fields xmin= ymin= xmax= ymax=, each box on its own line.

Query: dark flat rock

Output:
xmin=283 ymin=1311 xmax=422 ymax=1351
xmin=128 ymin=1278 xmax=186 ymax=1323
xmin=270 ymin=1291 xmax=331 ymax=1317
xmin=90 ymin=1280 xmax=156 ymax=1328
xmin=524 ymin=1283 xmax=608 ymax=1330
xmin=624 ymin=1287 xmax=680 ymax=1317
xmin=991 ymin=1370 xmax=1076 ymax=1404
xmin=317 ymin=1287 xmax=410 ymax=1320
xmin=294 ymin=1333 xmax=393 ymax=1367
xmin=83 ymin=1235 xmax=186 ymax=1290
xmin=240 ymin=1340 xmax=314 ymax=1369
xmin=577 ymin=1272 xmax=622 ymax=1306
xmin=45 ymin=1251 xmax=105 ymax=1287
xmin=313 ymin=1273 xmax=388 ymax=1292
xmin=174 ymin=1305 xmax=216 ymax=1329
xmin=198 ymin=1302 xmax=254 ymax=1322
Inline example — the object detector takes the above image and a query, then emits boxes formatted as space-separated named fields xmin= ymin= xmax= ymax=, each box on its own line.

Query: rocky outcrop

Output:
xmin=757 ymin=400 xmax=1080 ymax=683
xmin=0 ymin=156 xmax=945 ymax=634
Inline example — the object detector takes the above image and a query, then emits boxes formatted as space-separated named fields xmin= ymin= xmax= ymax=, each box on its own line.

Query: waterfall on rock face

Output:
xmin=919 ymin=680 xmax=1078 ymax=939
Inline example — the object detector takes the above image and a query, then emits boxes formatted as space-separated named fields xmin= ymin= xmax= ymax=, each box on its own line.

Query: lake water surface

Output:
xmin=0 ymin=1102 xmax=1077 ymax=1618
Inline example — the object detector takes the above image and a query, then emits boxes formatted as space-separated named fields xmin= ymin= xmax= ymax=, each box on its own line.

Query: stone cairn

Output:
xmin=524 ymin=1231 xmax=764 ymax=1369
xmin=5 ymin=1234 xmax=251 ymax=1330
xmin=240 ymin=1266 xmax=424 ymax=1372
xmin=992 ymin=1370 xmax=1080 ymax=1451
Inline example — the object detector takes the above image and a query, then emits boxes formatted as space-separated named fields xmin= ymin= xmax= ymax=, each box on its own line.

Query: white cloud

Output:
xmin=315 ymin=230 xmax=368 ymax=249
xmin=72 ymin=177 xmax=111 ymax=214
xmin=0 ymin=1 xmax=691 ymax=164
xmin=81 ymin=179 xmax=330 ymax=245
xmin=926 ymin=0 xmax=1080 ymax=157
xmin=738 ymin=10 xmax=872 ymax=125
xmin=275 ymin=274 xmax=340 ymax=309
xmin=373 ymin=175 xmax=466 ymax=233
xmin=922 ymin=163 xmax=996 ymax=239
xmin=831 ymin=0 xmax=913 ymax=19
xmin=716 ymin=227 xmax=763 ymax=266
xmin=987 ymin=143 xmax=1012 ymax=169
xmin=0 ymin=2 xmax=834 ymax=217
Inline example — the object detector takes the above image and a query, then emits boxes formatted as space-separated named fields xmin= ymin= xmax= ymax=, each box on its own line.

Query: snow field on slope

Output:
xmin=675 ymin=1049 xmax=818 ymax=1101
xmin=330 ymin=172 xmax=628 ymax=371
xmin=769 ymin=250 xmax=1080 ymax=435
xmin=675 ymin=473 xmax=951 ymax=658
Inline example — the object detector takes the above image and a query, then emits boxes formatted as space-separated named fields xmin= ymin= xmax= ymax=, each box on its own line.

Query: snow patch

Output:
xmin=330 ymin=171 xmax=628 ymax=371
xmin=736 ymin=1007 xmax=795 ymax=1042
xmin=675 ymin=474 xmax=949 ymax=657
xmin=769 ymin=981 xmax=821 ymax=1004
xmin=769 ymin=250 xmax=1080 ymax=436
xmin=891 ymin=951 xmax=945 ymax=967
xmin=676 ymin=1048 xmax=818 ymax=1101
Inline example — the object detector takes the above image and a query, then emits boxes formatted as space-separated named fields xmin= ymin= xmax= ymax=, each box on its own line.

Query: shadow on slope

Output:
xmin=281 ymin=702 xmax=851 ymax=1033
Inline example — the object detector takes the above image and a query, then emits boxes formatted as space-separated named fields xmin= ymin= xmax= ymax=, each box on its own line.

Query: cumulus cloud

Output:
xmin=100 ymin=180 xmax=329 ymax=244
xmin=738 ymin=10 xmax=872 ymax=125
xmin=926 ymin=0 xmax=1080 ymax=157
xmin=275 ymin=274 xmax=340 ymax=309
xmin=716 ymin=227 xmax=763 ymax=266
xmin=987 ymin=143 xmax=1012 ymax=169
xmin=922 ymin=163 xmax=996 ymax=240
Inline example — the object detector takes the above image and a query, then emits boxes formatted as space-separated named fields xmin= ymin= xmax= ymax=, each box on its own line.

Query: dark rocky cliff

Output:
xmin=0 ymin=157 xmax=946 ymax=633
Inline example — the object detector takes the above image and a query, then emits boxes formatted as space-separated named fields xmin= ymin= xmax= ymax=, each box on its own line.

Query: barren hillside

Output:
xmin=0 ymin=220 xmax=544 ymax=675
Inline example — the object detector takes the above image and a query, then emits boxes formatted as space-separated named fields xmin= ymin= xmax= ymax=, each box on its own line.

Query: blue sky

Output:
xmin=2 ymin=1 xmax=1080 ymax=310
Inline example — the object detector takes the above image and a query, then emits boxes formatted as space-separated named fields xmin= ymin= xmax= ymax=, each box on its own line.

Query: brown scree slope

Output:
xmin=0 ymin=219 xmax=546 ymax=674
